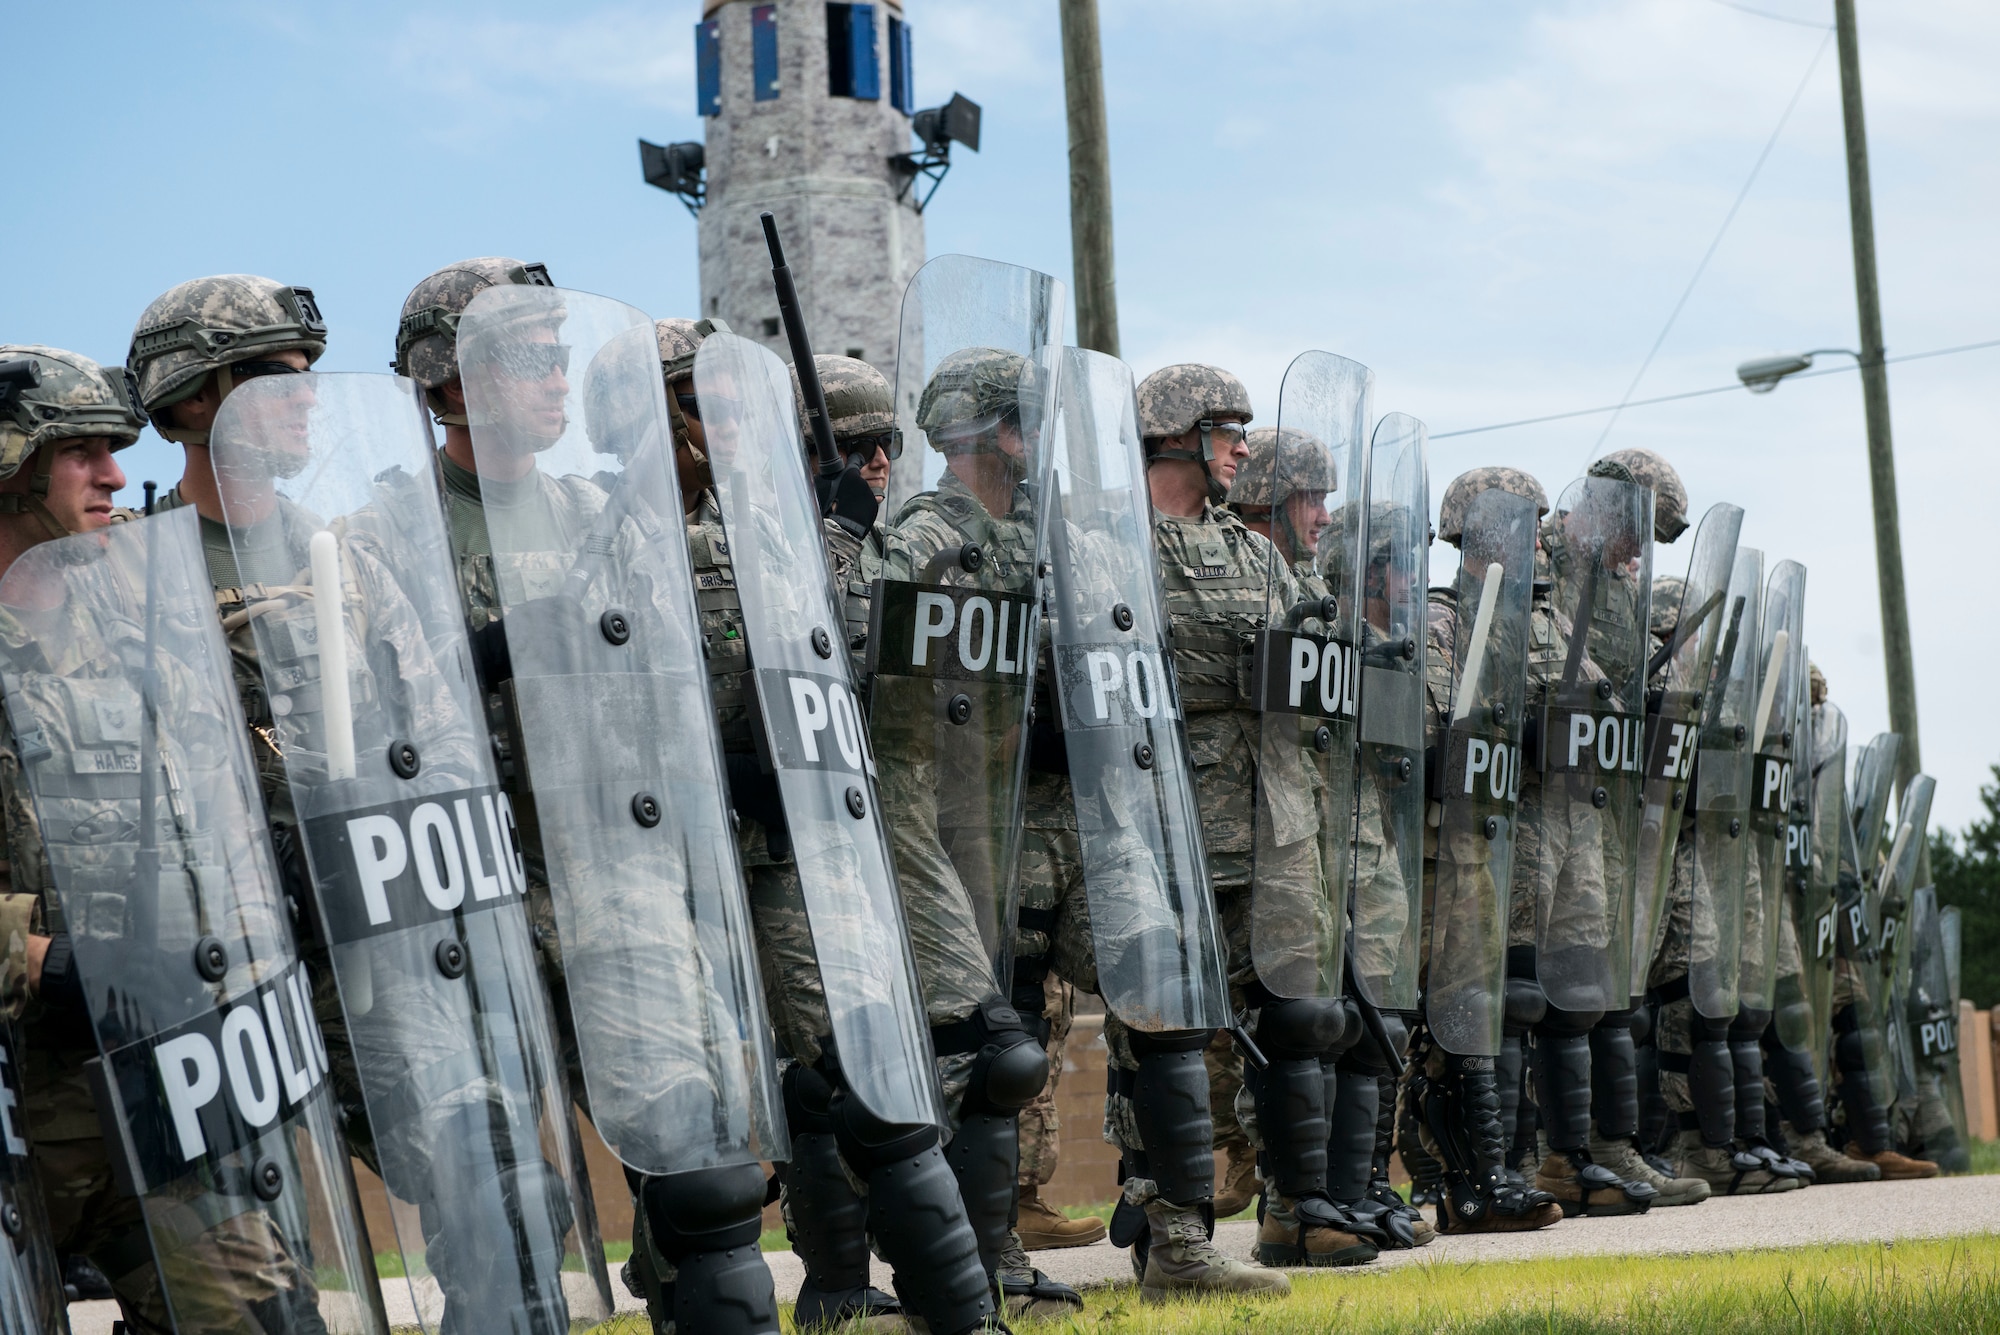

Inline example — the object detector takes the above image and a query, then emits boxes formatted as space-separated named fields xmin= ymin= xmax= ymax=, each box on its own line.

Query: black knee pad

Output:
xmin=1690 ymin=1010 xmax=1735 ymax=1044
xmin=1532 ymin=1029 xmax=1593 ymax=1153
xmin=1629 ymin=999 xmax=1654 ymax=1048
xmin=1590 ymin=1009 xmax=1640 ymax=1141
xmin=1255 ymin=996 xmax=1348 ymax=1059
xmin=642 ymin=1163 xmax=769 ymax=1257
xmin=1129 ymin=1031 xmax=1216 ymax=1205
xmin=1728 ymin=1006 xmax=1772 ymax=1043
xmin=1504 ymin=975 xmax=1548 ymax=1035
xmin=954 ymin=999 xmax=1050 ymax=1116
xmin=783 ymin=1062 xmax=837 ymax=1134
xmin=1537 ymin=1002 xmax=1604 ymax=1038
xmin=830 ymin=1089 xmax=939 ymax=1174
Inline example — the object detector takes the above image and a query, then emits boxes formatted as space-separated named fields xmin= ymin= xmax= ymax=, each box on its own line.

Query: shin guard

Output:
xmin=1762 ymin=1037 xmax=1825 ymax=1134
xmin=1590 ymin=1008 xmax=1641 ymax=1141
xmin=641 ymin=1165 xmax=780 ymax=1335
xmin=1728 ymin=1008 xmax=1772 ymax=1143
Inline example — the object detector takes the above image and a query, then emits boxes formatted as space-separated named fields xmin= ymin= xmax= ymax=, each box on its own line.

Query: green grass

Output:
xmin=1965 ymin=1136 xmax=2000 ymax=1175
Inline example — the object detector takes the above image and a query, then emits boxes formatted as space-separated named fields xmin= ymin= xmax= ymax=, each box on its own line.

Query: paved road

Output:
xmin=64 ymin=1175 xmax=2000 ymax=1331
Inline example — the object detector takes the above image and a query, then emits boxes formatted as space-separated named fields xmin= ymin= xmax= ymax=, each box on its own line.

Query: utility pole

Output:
xmin=1060 ymin=0 xmax=1119 ymax=357
xmin=1834 ymin=0 xmax=1921 ymax=794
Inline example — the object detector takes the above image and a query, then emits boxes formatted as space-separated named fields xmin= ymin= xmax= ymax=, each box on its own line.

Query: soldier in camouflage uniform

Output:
xmin=1124 ymin=362 xmax=1307 ymax=1293
xmin=1401 ymin=466 xmax=1563 ymax=1235
xmin=0 ymin=345 xmax=335 ymax=1331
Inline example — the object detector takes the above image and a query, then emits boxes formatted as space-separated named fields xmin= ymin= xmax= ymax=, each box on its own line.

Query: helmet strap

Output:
xmin=667 ymin=392 xmax=711 ymax=492
xmin=0 ymin=443 xmax=88 ymax=540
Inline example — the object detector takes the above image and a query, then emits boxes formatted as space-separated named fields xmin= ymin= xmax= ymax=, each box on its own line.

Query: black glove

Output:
xmin=814 ymin=461 xmax=879 ymax=537
xmin=475 ymin=597 xmax=606 ymax=688
xmin=724 ymin=752 xmax=793 ymax=862
xmin=37 ymin=933 xmax=87 ymax=1015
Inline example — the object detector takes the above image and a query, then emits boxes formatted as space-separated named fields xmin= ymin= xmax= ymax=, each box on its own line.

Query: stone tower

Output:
xmin=695 ymin=0 xmax=926 ymax=377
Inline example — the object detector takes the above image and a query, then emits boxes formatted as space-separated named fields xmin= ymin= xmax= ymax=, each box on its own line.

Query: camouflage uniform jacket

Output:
xmin=1153 ymin=501 xmax=1296 ymax=887
xmin=1541 ymin=514 xmax=1644 ymax=705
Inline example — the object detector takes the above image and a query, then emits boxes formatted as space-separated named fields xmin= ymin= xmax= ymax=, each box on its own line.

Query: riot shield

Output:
xmin=211 ymin=372 xmax=612 ymax=1326
xmin=1532 ymin=474 xmax=1652 ymax=1015
xmin=698 ymin=329 xmax=942 ymax=1129
xmin=1427 ymin=487 xmax=1536 ymax=1057
xmin=1249 ymin=351 xmax=1372 ymax=1000
xmin=1628 ymin=503 xmax=1742 ymax=994
xmin=0 ymin=508 xmax=385 ymax=1333
xmin=871 ymin=254 xmax=1066 ymax=1002
xmin=1876 ymin=774 xmax=1933 ymax=980
xmin=1930 ymin=900 xmax=1970 ymax=1160
xmin=1042 ymin=347 xmax=1230 ymax=1032
xmin=0 ymin=1022 xmax=67 ymax=1334
xmin=1850 ymin=733 xmax=1902 ymax=877
xmin=1795 ymin=699 xmax=1848 ymax=1079
xmin=1740 ymin=560 xmax=1805 ymax=1013
xmin=1689 ymin=545 xmax=1763 ymax=1019
xmin=457 ymin=285 xmax=785 ymax=1173
xmin=1352 ymin=413 xmax=1428 ymax=1013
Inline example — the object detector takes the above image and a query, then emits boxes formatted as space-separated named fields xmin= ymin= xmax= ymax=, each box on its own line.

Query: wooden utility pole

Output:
xmin=1060 ymin=0 xmax=1119 ymax=357
xmin=1834 ymin=0 xmax=1921 ymax=790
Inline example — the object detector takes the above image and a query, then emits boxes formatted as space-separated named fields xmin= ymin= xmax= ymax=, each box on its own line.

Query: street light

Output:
xmin=1735 ymin=348 xmax=1859 ymax=394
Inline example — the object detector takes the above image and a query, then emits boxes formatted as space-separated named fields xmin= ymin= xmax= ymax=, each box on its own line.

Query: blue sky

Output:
xmin=4 ymin=0 xmax=1996 ymax=831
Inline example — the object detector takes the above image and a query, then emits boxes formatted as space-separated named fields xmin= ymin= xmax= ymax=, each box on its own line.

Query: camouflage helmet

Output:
xmin=1135 ymin=363 xmax=1253 ymax=441
xmin=1229 ymin=426 xmax=1335 ymax=509
xmin=1597 ymin=447 xmax=1687 ymax=542
xmin=581 ymin=321 xmax=673 ymax=458
xmin=128 ymin=275 xmax=325 ymax=421
xmin=1809 ymin=661 xmax=1826 ymax=704
xmin=655 ymin=316 xmax=730 ymax=386
xmin=394 ymin=258 xmax=552 ymax=393
xmin=915 ymin=346 xmax=1042 ymax=453
xmin=1436 ymin=466 xmax=1548 ymax=546
xmin=0 ymin=346 xmax=144 ymax=481
xmin=1649 ymin=574 xmax=1686 ymax=640
xmin=793 ymin=355 xmax=894 ymax=445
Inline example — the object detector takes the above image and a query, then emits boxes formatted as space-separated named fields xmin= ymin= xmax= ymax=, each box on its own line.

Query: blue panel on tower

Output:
xmin=696 ymin=18 xmax=721 ymax=116
xmin=752 ymin=5 xmax=780 ymax=102
xmin=849 ymin=4 xmax=880 ymax=100
xmin=889 ymin=16 xmax=914 ymax=114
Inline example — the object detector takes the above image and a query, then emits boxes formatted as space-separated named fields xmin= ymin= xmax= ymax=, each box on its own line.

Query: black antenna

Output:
xmin=760 ymin=212 xmax=841 ymax=477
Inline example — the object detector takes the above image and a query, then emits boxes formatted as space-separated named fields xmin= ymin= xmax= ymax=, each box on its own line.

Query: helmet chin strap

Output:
xmin=667 ymin=392 xmax=712 ymax=493
xmin=155 ymin=363 xmax=241 ymax=448
xmin=0 ymin=443 xmax=92 ymax=541
xmin=1153 ymin=419 xmax=1231 ymax=505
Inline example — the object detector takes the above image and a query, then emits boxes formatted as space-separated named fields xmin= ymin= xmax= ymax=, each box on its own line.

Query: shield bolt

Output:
xmin=1734 ymin=724 xmax=1747 ymax=744
xmin=1492 ymin=701 xmax=1507 ymax=725
xmin=389 ymin=741 xmax=421 ymax=779
xmin=1133 ymin=742 xmax=1156 ymax=770
xmin=435 ymin=940 xmax=468 ymax=979
xmin=0 ymin=1203 xmax=18 ymax=1237
xmin=1402 ymin=637 xmax=1417 ymax=661
xmin=1597 ymin=679 xmax=1614 ymax=700
xmin=812 ymin=626 xmax=833 ymax=659
xmin=1482 ymin=816 xmax=1500 ymax=840
xmin=1396 ymin=756 xmax=1414 ymax=783
xmin=1319 ymin=595 xmax=1339 ymax=623
xmin=1673 ymin=787 xmax=1686 ymax=809
xmin=958 ymin=542 xmax=984 ymax=572
xmin=632 ymin=793 xmax=663 ymax=828
xmin=1314 ymin=726 xmax=1333 ymax=754
xmin=1729 ymin=819 xmax=1742 ymax=838
xmin=845 ymin=787 xmax=868 ymax=819
xmin=193 ymin=935 xmax=229 ymax=983
xmin=1592 ymin=786 xmax=1609 ymax=809
xmin=1112 ymin=603 xmax=1133 ymax=631
xmin=600 ymin=609 xmax=632 ymax=645
xmin=252 ymin=1158 xmax=285 ymax=1202
xmin=947 ymin=693 xmax=972 ymax=725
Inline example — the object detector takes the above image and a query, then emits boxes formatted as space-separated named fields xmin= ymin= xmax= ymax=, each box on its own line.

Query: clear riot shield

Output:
xmin=1689 ymin=546 xmax=1763 ymax=1019
xmin=1532 ymin=475 xmax=1653 ymax=1015
xmin=1043 ymin=348 xmax=1230 ymax=1032
xmin=0 ymin=1022 xmax=68 ymax=1334
xmin=0 ymin=509 xmax=384 ymax=1334
xmin=1740 ymin=560 xmax=1806 ymax=1013
xmin=698 ymin=330 xmax=942 ymax=1129
xmin=211 ymin=373 xmax=612 ymax=1327
xmin=1874 ymin=774 xmax=1934 ymax=998
xmin=1628 ymin=504 xmax=1742 ymax=995
xmin=1352 ymin=413 xmax=1428 ymax=1013
xmin=871 ymin=254 xmax=1066 ymax=1002
xmin=1249 ymin=351 xmax=1372 ymax=1000
xmin=1427 ymin=488 xmax=1536 ymax=1057
xmin=1934 ymin=901 xmax=1970 ymax=1158
xmin=458 ymin=286 xmax=785 ymax=1173
xmin=1850 ymin=734 xmax=1902 ymax=877
xmin=1793 ymin=700 xmax=1847 ymax=1078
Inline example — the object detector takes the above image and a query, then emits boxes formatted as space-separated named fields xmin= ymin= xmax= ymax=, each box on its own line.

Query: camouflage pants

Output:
xmin=1016 ymin=974 xmax=1074 ymax=1190
xmin=1648 ymin=827 xmax=1702 ymax=1117
xmin=1424 ymin=810 xmax=1509 ymax=1057
xmin=1514 ymin=776 xmax=1617 ymax=1012
xmin=1351 ymin=781 xmax=1416 ymax=1008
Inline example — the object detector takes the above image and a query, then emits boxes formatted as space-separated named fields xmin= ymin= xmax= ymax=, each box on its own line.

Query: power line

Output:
xmin=1431 ymin=336 xmax=2000 ymax=439
xmin=1586 ymin=25 xmax=1836 ymax=460
xmin=1708 ymin=0 xmax=1835 ymax=32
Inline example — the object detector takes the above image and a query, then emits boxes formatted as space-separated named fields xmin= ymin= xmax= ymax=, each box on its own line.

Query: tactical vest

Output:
xmin=685 ymin=492 xmax=753 ymax=753
xmin=1153 ymin=507 xmax=1270 ymax=713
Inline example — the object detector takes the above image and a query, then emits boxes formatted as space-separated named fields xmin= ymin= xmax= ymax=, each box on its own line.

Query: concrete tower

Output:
xmin=694 ymin=0 xmax=929 ymax=376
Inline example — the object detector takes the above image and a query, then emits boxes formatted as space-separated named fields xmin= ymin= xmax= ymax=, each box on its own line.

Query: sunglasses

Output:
xmin=674 ymin=391 xmax=703 ymax=422
xmin=843 ymin=429 xmax=901 ymax=461
xmin=491 ymin=342 xmax=572 ymax=381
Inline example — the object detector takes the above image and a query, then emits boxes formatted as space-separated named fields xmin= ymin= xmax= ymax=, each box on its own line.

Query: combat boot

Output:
xmin=1671 ymin=1131 xmax=1799 ymax=1195
xmin=995 ymin=1235 xmax=1083 ymax=1320
xmin=1532 ymin=1149 xmax=1656 ymax=1217
xmin=1844 ymin=1145 xmax=1939 ymax=1180
xmin=1588 ymin=1132 xmax=1709 ymax=1206
xmin=1212 ymin=1140 xmax=1261 ymax=1217
xmin=1014 ymin=1188 xmax=1106 ymax=1250
xmin=1140 ymin=1198 xmax=1290 ymax=1301
xmin=1782 ymin=1127 xmax=1880 ymax=1184
xmin=1254 ymin=1194 xmax=1377 ymax=1268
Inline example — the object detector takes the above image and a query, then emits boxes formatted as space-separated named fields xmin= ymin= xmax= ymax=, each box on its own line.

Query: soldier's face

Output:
xmin=483 ymin=329 xmax=570 ymax=448
xmin=859 ymin=442 xmax=890 ymax=497
xmin=1204 ymin=417 xmax=1250 ymax=487
xmin=1284 ymin=491 xmax=1330 ymax=554
xmin=19 ymin=437 xmax=126 ymax=532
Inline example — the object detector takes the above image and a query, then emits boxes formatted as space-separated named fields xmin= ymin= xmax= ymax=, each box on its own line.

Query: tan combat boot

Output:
xmin=1845 ymin=1145 xmax=1939 ymax=1180
xmin=1015 ymin=1186 xmax=1108 ymax=1250
xmin=1254 ymin=1195 xmax=1378 ymax=1268
xmin=1139 ymin=1198 xmax=1291 ymax=1302
xmin=1783 ymin=1127 xmax=1881 ymax=1183
xmin=1672 ymin=1132 xmax=1799 ymax=1195
xmin=1589 ymin=1132 xmax=1709 ymax=1206
xmin=1211 ymin=1140 xmax=1261 ymax=1217
xmin=1532 ymin=1149 xmax=1656 ymax=1216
